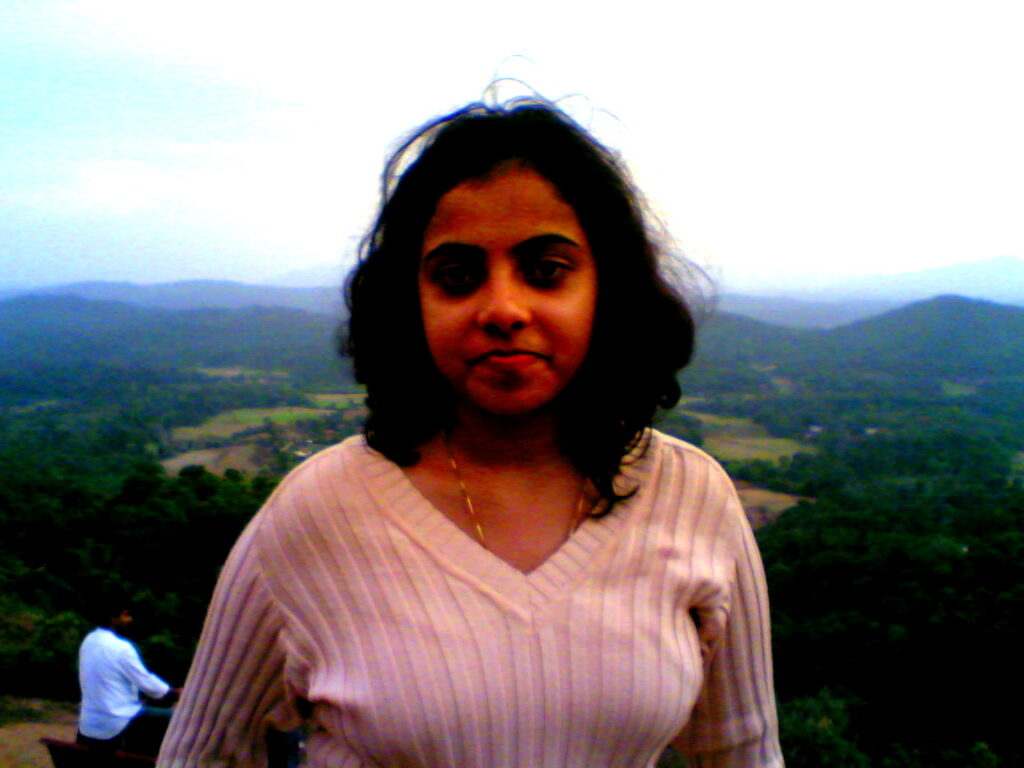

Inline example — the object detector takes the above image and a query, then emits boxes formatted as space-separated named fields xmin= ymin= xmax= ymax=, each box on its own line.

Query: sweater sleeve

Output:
xmin=672 ymin=479 xmax=784 ymax=767
xmin=119 ymin=644 xmax=171 ymax=700
xmin=157 ymin=518 xmax=303 ymax=768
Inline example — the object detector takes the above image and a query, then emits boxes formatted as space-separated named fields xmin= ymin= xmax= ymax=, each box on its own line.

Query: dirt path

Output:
xmin=0 ymin=700 xmax=77 ymax=768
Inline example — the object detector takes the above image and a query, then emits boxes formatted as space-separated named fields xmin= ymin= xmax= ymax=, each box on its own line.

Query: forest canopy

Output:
xmin=2 ymin=292 xmax=1023 ymax=767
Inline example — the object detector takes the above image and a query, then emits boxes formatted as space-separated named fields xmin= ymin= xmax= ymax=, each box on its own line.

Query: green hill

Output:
xmin=816 ymin=295 xmax=1024 ymax=377
xmin=5 ymin=292 xmax=1023 ymax=403
xmin=691 ymin=295 xmax=1024 ymax=383
xmin=0 ymin=294 xmax=354 ymax=391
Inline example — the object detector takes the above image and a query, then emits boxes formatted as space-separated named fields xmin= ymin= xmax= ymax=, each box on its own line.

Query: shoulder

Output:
xmin=241 ymin=434 xmax=398 ymax=555
xmin=646 ymin=428 xmax=718 ymax=461
xmin=634 ymin=430 xmax=748 ymax=542
xmin=86 ymin=628 xmax=137 ymax=655
xmin=643 ymin=429 xmax=735 ymax=490
xmin=81 ymin=627 xmax=102 ymax=643
xmin=222 ymin=435 xmax=413 ymax=616
xmin=80 ymin=628 xmax=103 ymax=652
xmin=256 ymin=434 xmax=380 ymax=514
xmin=275 ymin=433 xmax=377 ymax=487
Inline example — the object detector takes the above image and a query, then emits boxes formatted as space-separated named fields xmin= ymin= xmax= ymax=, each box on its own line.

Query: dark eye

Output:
xmin=432 ymin=261 xmax=484 ymax=295
xmin=523 ymin=258 xmax=571 ymax=287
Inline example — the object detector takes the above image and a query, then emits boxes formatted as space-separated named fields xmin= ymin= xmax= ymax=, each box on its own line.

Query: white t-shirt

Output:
xmin=79 ymin=627 xmax=171 ymax=739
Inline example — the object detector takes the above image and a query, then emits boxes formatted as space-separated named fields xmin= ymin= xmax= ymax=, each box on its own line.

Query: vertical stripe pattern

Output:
xmin=158 ymin=431 xmax=783 ymax=768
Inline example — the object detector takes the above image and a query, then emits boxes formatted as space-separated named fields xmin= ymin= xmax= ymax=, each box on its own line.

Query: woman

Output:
xmin=158 ymin=99 xmax=783 ymax=767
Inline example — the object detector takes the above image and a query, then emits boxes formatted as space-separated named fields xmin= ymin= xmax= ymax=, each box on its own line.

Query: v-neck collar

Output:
xmin=352 ymin=439 xmax=654 ymax=625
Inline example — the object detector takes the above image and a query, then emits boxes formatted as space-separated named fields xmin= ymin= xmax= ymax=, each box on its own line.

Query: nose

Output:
xmin=475 ymin=270 xmax=531 ymax=336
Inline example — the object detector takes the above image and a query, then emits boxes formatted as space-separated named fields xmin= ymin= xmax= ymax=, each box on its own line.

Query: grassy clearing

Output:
xmin=734 ymin=484 xmax=805 ymax=515
xmin=770 ymin=377 xmax=798 ymax=394
xmin=1013 ymin=452 xmax=1024 ymax=477
xmin=683 ymin=410 xmax=769 ymax=435
xmin=941 ymin=381 xmax=978 ymax=397
xmin=11 ymin=400 xmax=64 ymax=413
xmin=679 ymin=408 xmax=814 ymax=461
xmin=172 ymin=407 xmax=332 ymax=441
xmin=705 ymin=435 xmax=812 ymax=461
xmin=677 ymin=396 xmax=705 ymax=406
xmin=194 ymin=366 xmax=287 ymax=378
xmin=204 ymin=406 xmax=330 ymax=425
xmin=162 ymin=444 xmax=262 ymax=475
xmin=308 ymin=392 xmax=367 ymax=407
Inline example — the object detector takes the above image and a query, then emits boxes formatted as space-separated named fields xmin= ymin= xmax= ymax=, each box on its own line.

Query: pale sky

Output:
xmin=2 ymin=0 xmax=1022 ymax=293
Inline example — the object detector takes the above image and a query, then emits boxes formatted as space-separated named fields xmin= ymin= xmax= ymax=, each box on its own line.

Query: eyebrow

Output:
xmin=510 ymin=234 xmax=583 ymax=257
xmin=423 ymin=234 xmax=583 ymax=266
xmin=422 ymin=242 xmax=483 ymax=266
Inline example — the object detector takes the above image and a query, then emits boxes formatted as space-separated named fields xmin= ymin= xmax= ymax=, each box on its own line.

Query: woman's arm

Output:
xmin=157 ymin=521 xmax=302 ymax=768
xmin=673 ymin=488 xmax=784 ymax=767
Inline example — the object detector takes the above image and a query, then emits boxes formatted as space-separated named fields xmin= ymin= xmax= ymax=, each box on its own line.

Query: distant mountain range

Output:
xmin=0 ymin=294 xmax=353 ymax=389
xmin=795 ymin=255 xmax=1024 ymax=304
xmin=697 ymin=295 xmax=1024 ymax=380
xmin=2 ymin=293 xmax=1023 ymax=390
xmin=721 ymin=255 xmax=1024 ymax=326
xmin=715 ymin=294 xmax=902 ymax=328
xmin=0 ymin=280 xmax=346 ymax=316
xmin=2 ymin=255 xmax=1021 ymax=329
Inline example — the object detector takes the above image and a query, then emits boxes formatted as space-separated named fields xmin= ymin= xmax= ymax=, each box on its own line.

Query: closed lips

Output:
xmin=472 ymin=350 xmax=549 ymax=363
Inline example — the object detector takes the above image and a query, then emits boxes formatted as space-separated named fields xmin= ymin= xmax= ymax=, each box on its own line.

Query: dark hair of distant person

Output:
xmin=82 ymin=587 xmax=132 ymax=628
xmin=344 ymin=98 xmax=698 ymax=512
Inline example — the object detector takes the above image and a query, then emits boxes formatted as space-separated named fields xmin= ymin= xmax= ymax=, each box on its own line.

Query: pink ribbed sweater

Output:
xmin=157 ymin=431 xmax=782 ymax=768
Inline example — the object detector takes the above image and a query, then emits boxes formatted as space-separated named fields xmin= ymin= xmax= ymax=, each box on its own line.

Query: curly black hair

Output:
xmin=344 ymin=98 xmax=698 ymax=512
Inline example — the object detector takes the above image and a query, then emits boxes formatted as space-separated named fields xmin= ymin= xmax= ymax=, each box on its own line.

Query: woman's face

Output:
xmin=419 ymin=165 xmax=598 ymax=419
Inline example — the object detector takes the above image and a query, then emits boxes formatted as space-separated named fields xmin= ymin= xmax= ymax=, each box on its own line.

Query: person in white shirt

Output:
xmin=78 ymin=604 xmax=176 ymax=757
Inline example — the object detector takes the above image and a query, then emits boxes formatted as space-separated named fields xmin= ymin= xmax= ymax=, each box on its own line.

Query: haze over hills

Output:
xmin=737 ymin=257 xmax=1024 ymax=305
xmin=694 ymin=295 xmax=1024 ymax=377
xmin=0 ymin=280 xmax=345 ymax=316
xmin=718 ymin=255 xmax=1024 ymax=327
xmin=795 ymin=255 xmax=1024 ymax=304
xmin=0 ymin=294 xmax=353 ymax=389
xmin=3 ymin=254 xmax=1021 ymax=328
xmin=715 ymin=294 xmax=901 ymax=329
xmin=3 ymin=293 xmax=1023 ymax=394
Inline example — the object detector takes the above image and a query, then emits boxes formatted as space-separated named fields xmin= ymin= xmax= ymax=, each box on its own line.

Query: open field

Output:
xmin=682 ymin=411 xmax=757 ymax=433
xmin=681 ymin=409 xmax=815 ymax=462
xmin=161 ymin=444 xmax=262 ymax=475
xmin=194 ymin=366 xmax=287 ymax=378
xmin=704 ymin=434 xmax=811 ymax=461
xmin=308 ymin=392 xmax=366 ymax=408
xmin=769 ymin=376 xmax=798 ymax=394
xmin=734 ymin=481 xmax=807 ymax=529
xmin=941 ymin=381 xmax=978 ymax=397
xmin=171 ymin=407 xmax=333 ymax=441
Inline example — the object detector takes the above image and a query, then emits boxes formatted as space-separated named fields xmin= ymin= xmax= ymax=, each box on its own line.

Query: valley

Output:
xmin=1 ymin=287 xmax=1022 ymax=767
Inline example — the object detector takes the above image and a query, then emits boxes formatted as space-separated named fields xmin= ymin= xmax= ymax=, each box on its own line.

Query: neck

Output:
xmin=446 ymin=405 xmax=564 ymax=469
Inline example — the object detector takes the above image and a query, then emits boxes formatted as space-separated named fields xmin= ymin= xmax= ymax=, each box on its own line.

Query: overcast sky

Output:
xmin=2 ymin=0 xmax=1022 ymax=292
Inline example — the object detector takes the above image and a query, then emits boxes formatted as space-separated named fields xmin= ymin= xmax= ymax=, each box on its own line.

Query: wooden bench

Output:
xmin=40 ymin=738 xmax=156 ymax=768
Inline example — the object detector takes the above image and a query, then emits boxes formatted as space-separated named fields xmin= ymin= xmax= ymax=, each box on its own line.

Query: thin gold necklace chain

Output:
xmin=444 ymin=433 xmax=587 ymax=551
